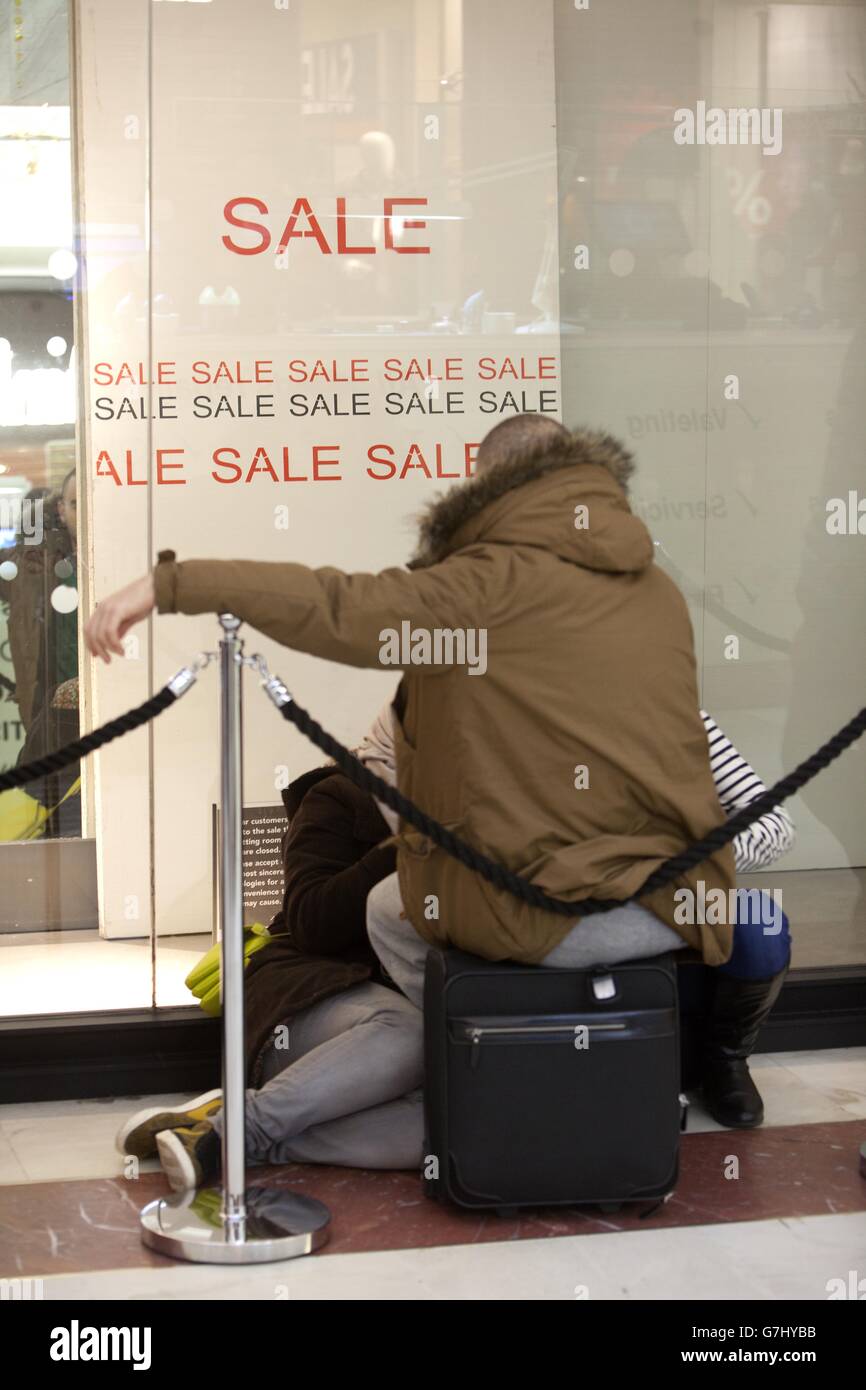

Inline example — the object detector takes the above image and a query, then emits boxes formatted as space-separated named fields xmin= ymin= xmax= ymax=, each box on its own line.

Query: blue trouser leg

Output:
xmin=716 ymin=889 xmax=791 ymax=979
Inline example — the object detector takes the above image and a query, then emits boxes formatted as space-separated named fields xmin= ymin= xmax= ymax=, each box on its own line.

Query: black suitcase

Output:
xmin=423 ymin=948 xmax=685 ymax=1212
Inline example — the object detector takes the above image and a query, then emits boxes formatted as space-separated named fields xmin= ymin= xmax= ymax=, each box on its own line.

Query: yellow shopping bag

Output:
xmin=185 ymin=922 xmax=272 ymax=1017
xmin=0 ymin=777 xmax=81 ymax=842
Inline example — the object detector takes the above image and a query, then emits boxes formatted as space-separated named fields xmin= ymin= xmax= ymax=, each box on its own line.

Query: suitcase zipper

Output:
xmin=466 ymin=1020 xmax=626 ymax=1068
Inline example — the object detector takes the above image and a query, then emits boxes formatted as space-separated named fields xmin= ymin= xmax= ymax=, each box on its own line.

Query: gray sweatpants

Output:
xmin=366 ymin=870 xmax=684 ymax=1011
xmin=212 ymin=980 xmax=425 ymax=1169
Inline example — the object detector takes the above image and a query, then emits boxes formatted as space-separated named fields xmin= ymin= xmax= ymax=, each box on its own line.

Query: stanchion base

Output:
xmin=140 ymin=1185 xmax=331 ymax=1265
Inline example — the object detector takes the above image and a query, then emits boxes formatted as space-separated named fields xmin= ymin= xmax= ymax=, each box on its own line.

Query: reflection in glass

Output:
xmin=0 ymin=20 xmax=79 ymax=841
xmin=553 ymin=0 xmax=866 ymax=968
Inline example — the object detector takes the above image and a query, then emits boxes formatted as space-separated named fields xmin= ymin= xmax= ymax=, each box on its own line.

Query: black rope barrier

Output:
xmin=270 ymin=691 xmax=866 ymax=917
xmin=3 ymin=650 xmax=864 ymax=921
xmin=0 ymin=684 xmax=181 ymax=794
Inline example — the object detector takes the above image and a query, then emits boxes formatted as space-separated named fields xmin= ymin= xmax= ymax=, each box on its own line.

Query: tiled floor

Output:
xmin=1 ymin=1048 xmax=864 ymax=1299
xmin=28 ymin=1212 xmax=866 ymax=1302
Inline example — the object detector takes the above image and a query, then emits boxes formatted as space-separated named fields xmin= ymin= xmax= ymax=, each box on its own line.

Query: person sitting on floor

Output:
xmin=116 ymin=707 xmax=424 ymax=1190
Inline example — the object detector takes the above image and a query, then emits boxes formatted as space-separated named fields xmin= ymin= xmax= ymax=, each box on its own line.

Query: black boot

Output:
xmin=702 ymin=965 xmax=788 ymax=1128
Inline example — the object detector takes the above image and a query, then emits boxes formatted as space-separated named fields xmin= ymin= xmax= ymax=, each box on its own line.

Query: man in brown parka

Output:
xmin=85 ymin=414 xmax=736 ymax=979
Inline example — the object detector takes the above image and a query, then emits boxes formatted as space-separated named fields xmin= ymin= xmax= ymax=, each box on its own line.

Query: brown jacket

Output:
xmin=154 ymin=429 xmax=735 ymax=966
xmin=244 ymin=766 xmax=396 ymax=1085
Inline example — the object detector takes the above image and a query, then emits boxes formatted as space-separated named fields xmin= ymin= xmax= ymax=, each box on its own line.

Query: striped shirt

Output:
xmin=701 ymin=710 xmax=796 ymax=871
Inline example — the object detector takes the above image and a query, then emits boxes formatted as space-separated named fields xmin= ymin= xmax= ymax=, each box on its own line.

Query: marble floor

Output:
xmin=24 ymin=1212 xmax=866 ymax=1302
xmin=1 ymin=1047 xmax=864 ymax=1300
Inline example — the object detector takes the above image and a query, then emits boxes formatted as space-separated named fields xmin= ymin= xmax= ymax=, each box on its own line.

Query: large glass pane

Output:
xmin=0 ymin=5 xmax=76 ymax=833
xmin=143 ymin=0 xmax=563 ymax=1002
xmin=0 ymin=0 xmax=156 ymax=1012
xmin=3 ymin=0 xmax=862 ymax=1024
xmin=553 ymin=0 xmax=866 ymax=968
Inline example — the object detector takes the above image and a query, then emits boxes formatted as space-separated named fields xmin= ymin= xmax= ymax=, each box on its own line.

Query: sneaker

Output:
xmin=116 ymin=1089 xmax=222 ymax=1159
xmin=156 ymin=1121 xmax=220 ymax=1193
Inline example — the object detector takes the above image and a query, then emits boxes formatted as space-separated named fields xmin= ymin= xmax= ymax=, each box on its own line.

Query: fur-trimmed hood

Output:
xmin=407 ymin=427 xmax=653 ymax=575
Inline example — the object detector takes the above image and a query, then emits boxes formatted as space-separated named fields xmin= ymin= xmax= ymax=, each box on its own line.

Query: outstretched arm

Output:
xmin=84 ymin=548 xmax=495 ymax=670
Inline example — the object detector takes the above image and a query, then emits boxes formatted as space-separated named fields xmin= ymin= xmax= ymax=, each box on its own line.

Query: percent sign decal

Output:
xmin=727 ymin=168 xmax=773 ymax=230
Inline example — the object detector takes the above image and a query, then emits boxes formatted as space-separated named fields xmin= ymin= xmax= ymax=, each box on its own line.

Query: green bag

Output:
xmin=186 ymin=922 xmax=271 ymax=1017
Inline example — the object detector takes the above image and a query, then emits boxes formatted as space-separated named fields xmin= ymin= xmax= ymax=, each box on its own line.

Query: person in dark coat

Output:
xmin=116 ymin=712 xmax=425 ymax=1190
xmin=1 ymin=472 xmax=81 ymax=835
xmin=243 ymin=762 xmax=401 ymax=1086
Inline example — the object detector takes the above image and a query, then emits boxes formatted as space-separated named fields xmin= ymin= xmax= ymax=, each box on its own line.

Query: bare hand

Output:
xmin=85 ymin=573 xmax=156 ymax=663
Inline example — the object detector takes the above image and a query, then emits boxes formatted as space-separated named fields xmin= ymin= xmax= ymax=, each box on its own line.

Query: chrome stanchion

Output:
xmin=140 ymin=615 xmax=331 ymax=1264
xmin=218 ymin=613 xmax=247 ymax=1243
